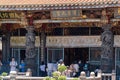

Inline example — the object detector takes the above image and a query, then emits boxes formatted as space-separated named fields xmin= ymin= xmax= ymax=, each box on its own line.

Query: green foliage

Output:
xmin=44 ymin=76 xmax=51 ymax=80
xmin=44 ymin=76 xmax=60 ymax=80
xmin=72 ymin=78 xmax=79 ymax=80
xmin=0 ymin=76 xmax=2 ymax=80
xmin=51 ymin=78 xmax=56 ymax=80
xmin=52 ymin=71 xmax=61 ymax=77
xmin=58 ymin=65 xmax=67 ymax=73
xmin=58 ymin=76 xmax=66 ymax=80
xmin=1 ymin=72 xmax=8 ymax=76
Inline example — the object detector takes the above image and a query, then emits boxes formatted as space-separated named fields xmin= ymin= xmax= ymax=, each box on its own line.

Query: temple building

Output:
xmin=0 ymin=0 xmax=120 ymax=79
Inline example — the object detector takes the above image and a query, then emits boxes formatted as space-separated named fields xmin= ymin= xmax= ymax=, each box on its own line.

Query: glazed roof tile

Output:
xmin=0 ymin=0 xmax=119 ymax=10
xmin=0 ymin=0 xmax=118 ymax=5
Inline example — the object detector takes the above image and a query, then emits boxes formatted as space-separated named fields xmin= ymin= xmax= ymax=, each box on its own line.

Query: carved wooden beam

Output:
xmin=34 ymin=19 xmax=101 ymax=23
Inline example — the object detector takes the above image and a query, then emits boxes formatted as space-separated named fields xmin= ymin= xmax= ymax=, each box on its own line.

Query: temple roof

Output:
xmin=0 ymin=0 xmax=119 ymax=10
xmin=0 ymin=0 xmax=118 ymax=5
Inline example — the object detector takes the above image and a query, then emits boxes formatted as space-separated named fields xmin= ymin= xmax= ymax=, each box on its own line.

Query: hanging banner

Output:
xmin=0 ymin=12 xmax=20 ymax=19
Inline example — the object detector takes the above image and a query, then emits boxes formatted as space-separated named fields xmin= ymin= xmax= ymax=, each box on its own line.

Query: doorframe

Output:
xmin=11 ymin=48 xmax=21 ymax=65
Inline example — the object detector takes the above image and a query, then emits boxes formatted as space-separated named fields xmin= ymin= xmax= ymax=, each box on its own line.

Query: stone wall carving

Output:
xmin=10 ymin=35 xmax=120 ymax=47
xmin=46 ymin=36 xmax=101 ymax=47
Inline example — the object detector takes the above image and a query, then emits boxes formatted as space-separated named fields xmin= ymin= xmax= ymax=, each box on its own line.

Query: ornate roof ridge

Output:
xmin=0 ymin=0 xmax=119 ymax=10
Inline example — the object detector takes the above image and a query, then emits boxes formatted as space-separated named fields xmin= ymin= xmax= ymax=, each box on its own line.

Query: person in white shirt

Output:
xmin=40 ymin=61 xmax=46 ymax=77
xmin=73 ymin=61 xmax=79 ymax=77
xmin=94 ymin=66 xmax=100 ymax=76
xmin=47 ymin=61 xmax=53 ymax=76
xmin=10 ymin=57 xmax=18 ymax=71
xmin=53 ymin=62 xmax=57 ymax=72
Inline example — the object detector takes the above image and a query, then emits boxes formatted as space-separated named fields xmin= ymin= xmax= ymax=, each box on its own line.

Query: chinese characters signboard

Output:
xmin=0 ymin=12 xmax=20 ymax=19
xmin=51 ymin=10 xmax=81 ymax=19
xmin=114 ymin=8 xmax=120 ymax=18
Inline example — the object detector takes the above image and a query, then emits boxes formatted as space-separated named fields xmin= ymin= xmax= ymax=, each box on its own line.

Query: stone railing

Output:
xmin=2 ymin=76 xmax=44 ymax=80
xmin=2 ymin=70 xmax=116 ymax=80
xmin=80 ymin=71 xmax=101 ymax=80
xmin=101 ymin=70 xmax=116 ymax=80
xmin=80 ymin=70 xmax=116 ymax=80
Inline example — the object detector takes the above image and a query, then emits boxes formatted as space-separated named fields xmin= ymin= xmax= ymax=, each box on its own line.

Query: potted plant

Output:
xmin=1 ymin=72 xmax=8 ymax=76
xmin=44 ymin=76 xmax=51 ymax=80
xmin=52 ymin=71 xmax=61 ymax=77
xmin=58 ymin=76 xmax=66 ymax=80
xmin=72 ymin=78 xmax=79 ymax=80
xmin=58 ymin=65 xmax=67 ymax=75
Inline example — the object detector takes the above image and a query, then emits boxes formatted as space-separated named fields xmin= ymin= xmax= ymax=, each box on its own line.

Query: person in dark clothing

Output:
xmin=83 ymin=61 xmax=90 ymax=77
xmin=78 ymin=60 xmax=84 ymax=76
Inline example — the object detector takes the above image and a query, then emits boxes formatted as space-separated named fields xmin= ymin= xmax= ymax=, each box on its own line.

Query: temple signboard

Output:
xmin=0 ymin=12 xmax=20 ymax=19
xmin=114 ymin=8 xmax=120 ymax=18
xmin=51 ymin=10 xmax=82 ymax=19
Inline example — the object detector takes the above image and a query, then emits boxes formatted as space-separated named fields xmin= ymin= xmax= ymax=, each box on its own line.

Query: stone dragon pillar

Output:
xmin=101 ymin=9 xmax=114 ymax=73
xmin=101 ymin=24 xmax=114 ymax=73
xmin=25 ymin=13 xmax=36 ymax=76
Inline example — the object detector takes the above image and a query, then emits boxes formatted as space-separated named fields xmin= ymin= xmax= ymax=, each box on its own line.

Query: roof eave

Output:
xmin=0 ymin=3 xmax=119 ymax=11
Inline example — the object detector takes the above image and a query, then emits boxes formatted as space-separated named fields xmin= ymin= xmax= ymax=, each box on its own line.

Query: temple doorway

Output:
xmin=11 ymin=48 xmax=26 ymax=64
xmin=64 ymin=48 xmax=89 ymax=65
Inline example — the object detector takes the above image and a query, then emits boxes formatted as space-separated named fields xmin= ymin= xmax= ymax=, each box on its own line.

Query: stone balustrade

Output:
xmin=80 ymin=70 xmax=116 ymax=80
xmin=80 ymin=71 xmax=101 ymax=80
xmin=2 ymin=70 xmax=116 ymax=80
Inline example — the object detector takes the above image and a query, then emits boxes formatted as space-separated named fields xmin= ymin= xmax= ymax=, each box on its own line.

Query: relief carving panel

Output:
xmin=10 ymin=36 xmax=120 ymax=47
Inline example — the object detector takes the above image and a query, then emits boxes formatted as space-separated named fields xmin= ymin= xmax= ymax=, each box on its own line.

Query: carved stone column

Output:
xmin=6 ymin=32 xmax=10 ymax=61
xmin=2 ymin=34 xmax=7 ymax=62
xmin=26 ymin=26 xmax=36 ymax=76
xmin=101 ymin=24 xmax=114 ymax=73
xmin=2 ymin=32 xmax=10 ymax=63
xmin=40 ymin=30 xmax=46 ymax=62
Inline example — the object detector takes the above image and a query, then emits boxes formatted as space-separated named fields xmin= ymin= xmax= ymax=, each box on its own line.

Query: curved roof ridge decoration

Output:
xmin=0 ymin=0 xmax=119 ymax=10
xmin=0 ymin=0 xmax=118 ymax=5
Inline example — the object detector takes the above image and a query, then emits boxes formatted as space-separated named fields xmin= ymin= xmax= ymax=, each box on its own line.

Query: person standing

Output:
xmin=94 ymin=66 xmax=100 ymax=76
xmin=40 ymin=61 xmax=46 ymax=77
xmin=64 ymin=66 xmax=72 ymax=77
xmin=83 ymin=61 xmax=90 ymax=77
xmin=47 ymin=61 xmax=53 ymax=76
xmin=10 ymin=57 xmax=18 ymax=71
xmin=0 ymin=60 xmax=2 ymax=74
xmin=58 ymin=59 xmax=65 ymax=66
xmin=78 ymin=60 xmax=84 ymax=75
xmin=73 ymin=61 xmax=79 ymax=77
xmin=19 ymin=60 xmax=25 ymax=72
